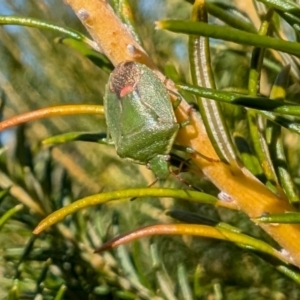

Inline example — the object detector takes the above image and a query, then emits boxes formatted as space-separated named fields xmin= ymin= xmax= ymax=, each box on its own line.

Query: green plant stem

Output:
xmin=157 ymin=20 xmax=300 ymax=56
xmin=0 ymin=15 xmax=96 ymax=48
xmin=33 ymin=188 xmax=221 ymax=234
xmin=189 ymin=0 xmax=238 ymax=164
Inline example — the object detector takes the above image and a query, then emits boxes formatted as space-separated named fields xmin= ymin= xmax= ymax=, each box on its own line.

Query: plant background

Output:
xmin=1 ymin=0 xmax=300 ymax=299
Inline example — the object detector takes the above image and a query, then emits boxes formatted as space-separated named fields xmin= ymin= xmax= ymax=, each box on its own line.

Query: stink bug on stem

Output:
xmin=104 ymin=61 xmax=180 ymax=180
xmin=0 ymin=60 xmax=185 ymax=180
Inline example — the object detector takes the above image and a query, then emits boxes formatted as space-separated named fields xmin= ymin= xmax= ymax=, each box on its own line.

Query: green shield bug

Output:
xmin=104 ymin=61 xmax=180 ymax=180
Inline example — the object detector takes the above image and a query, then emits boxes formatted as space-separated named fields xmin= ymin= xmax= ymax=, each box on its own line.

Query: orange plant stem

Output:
xmin=64 ymin=0 xmax=300 ymax=267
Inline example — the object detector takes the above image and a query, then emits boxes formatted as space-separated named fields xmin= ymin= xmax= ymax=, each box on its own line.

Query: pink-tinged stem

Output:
xmin=94 ymin=223 xmax=289 ymax=265
xmin=0 ymin=105 xmax=104 ymax=131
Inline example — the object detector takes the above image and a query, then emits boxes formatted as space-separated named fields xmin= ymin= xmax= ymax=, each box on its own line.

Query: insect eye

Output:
xmin=110 ymin=61 xmax=140 ymax=98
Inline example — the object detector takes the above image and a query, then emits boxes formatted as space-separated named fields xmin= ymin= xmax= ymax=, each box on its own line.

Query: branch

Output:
xmin=64 ymin=0 xmax=300 ymax=268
